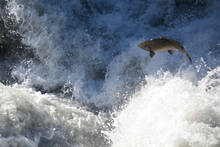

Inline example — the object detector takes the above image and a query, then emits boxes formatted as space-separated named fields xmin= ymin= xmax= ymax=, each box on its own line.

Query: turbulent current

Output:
xmin=0 ymin=0 xmax=220 ymax=146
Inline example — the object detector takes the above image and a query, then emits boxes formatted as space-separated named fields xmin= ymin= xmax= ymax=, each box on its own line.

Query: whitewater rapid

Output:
xmin=108 ymin=67 xmax=220 ymax=147
xmin=0 ymin=83 xmax=108 ymax=147
xmin=0 ymin=0 xmax=220 ymax=146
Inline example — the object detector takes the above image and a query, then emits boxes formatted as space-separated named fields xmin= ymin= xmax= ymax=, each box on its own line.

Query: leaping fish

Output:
xmin=138 ymin=36 xmax=192 ymax=62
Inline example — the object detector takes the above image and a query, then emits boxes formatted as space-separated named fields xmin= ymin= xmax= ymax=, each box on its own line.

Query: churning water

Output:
xmin=0 ymin=0 xmax=220 ymax=146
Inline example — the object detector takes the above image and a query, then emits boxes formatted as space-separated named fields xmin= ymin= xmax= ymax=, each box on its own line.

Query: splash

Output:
xmin=3 ymin=0 xmax=219 ymax=108
xmin=1 ymin=0 xmax=220 ymax=146
xmin=0 ymin=83 xmax=109 ymax=146
xmin=108 ymin=67 xmax=220 ymax=147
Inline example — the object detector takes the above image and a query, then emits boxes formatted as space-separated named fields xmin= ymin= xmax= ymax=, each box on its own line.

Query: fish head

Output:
xmin=138 ymin=41 xmax=150 ymax=50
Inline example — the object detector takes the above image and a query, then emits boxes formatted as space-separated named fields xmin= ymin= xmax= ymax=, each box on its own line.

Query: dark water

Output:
xmin=0 ymin=0 xmax=220 ymax=146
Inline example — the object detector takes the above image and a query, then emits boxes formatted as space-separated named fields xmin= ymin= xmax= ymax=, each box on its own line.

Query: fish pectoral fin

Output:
xmin=150 ymin=50 xmax=155 ymax=58
xmin=168 ymin=50 xmax=173 ymax=55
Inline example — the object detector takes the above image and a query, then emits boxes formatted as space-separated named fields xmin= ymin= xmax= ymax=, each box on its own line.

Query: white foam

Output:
xmin=2 ymin=0 xmax=220 ymax=146
xmin=108 ymin=67 xmax=220 ymax=147
xmin=5 ymin=0 xmax=220 ymax=108
xmin=0 ymin=83 xmax=107 ymax=146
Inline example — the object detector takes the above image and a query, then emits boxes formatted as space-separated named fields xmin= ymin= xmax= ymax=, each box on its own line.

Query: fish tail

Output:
xmin=181 ymin=49 xmax=192 ymax=63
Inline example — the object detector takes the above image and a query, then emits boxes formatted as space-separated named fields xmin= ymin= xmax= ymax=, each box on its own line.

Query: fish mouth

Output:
xmin=138 ymin=43 xmax=143 ymax=48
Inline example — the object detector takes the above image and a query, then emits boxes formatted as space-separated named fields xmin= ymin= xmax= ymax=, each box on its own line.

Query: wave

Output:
xmin=108 ymin=67 xmax=220 ymax=147
xmin=0 ymin=83 xmax=109 ymax=146
xmin=2 ymin=0 xmax=219 ymax=108
xmin=0 ymin=0 xmax=220 ymax=146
